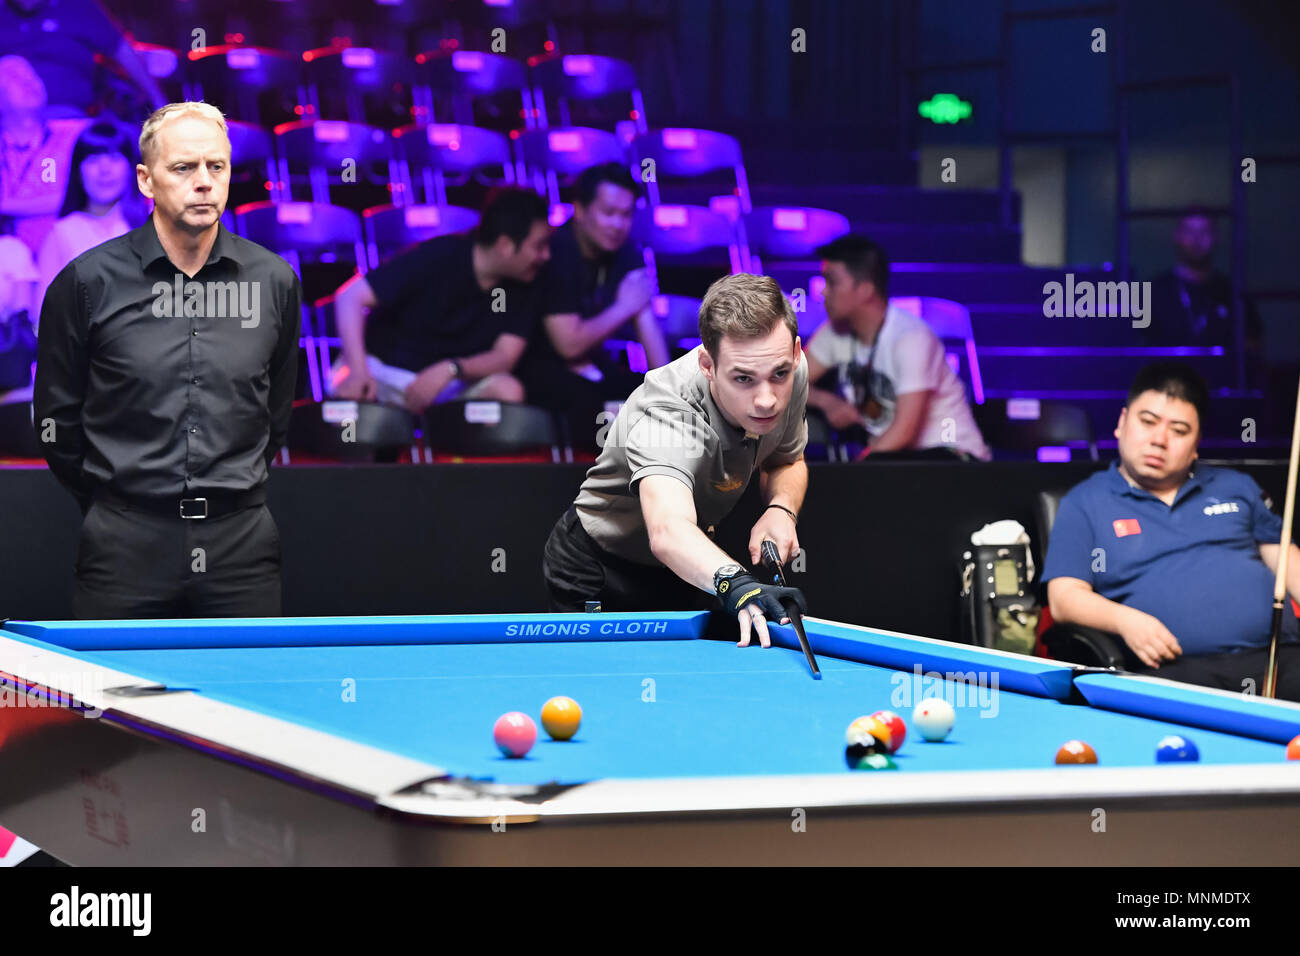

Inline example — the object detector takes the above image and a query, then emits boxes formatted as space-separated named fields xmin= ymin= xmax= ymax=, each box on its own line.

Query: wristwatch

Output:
xmin=712 ymin=563 xmax=745 ymax=595
xmin=447 ymin=359 xmax=462 ymax=380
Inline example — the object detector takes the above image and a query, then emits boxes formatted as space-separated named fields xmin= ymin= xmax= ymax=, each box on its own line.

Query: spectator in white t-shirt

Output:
xmin=805 ymin=235 xmax=990 ymax=460
xmin=33 ymin=119 xmax=145 ymax=328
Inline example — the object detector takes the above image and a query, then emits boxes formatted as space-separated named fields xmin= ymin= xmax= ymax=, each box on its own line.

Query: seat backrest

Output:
xmin=394 ymin=123 xmax=512 ymax=172
xmin=979 ymin=398 xmax=1095 ymax=460
xmin=634 ymin=128 xmax=743 ymax=176
xmin=275 ymin=120 xmax=392 ymax=166
xmin=413 ymin=50 xmax=528 ymax=97
xmin=363 ymin=204 xmax=477 ymax=266
xmin=302 ymin=46 xmax=410 ymax=92
xmin=516 ymin=127 xmax=626 ymax=176
xmin=742 ymin=206 xmax=849 ymax=259
xmin=423 ymin=401 xmax=562 ymax=458
xmin=1034 ymin=488 xmax=1066 ymax=546
xmin=531 ymin=54 xmax=640 ymax=99
xmin=226 ymin=120 xmax=274 ymax=165
xmin=235 ymin=201 xmax=364 ymax=259
xmin=287 ymin=400 xmax=418 ymax=461
xmin=633 ymin=204 xmax=736 ymax=255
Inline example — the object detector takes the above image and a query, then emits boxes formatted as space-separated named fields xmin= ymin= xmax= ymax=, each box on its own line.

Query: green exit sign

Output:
xmin=918 ymin=93 xmax=973 ymax=124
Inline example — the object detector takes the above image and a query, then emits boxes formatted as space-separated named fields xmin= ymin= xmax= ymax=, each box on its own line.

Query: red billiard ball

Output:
xmin=1287 ymin=735 xmax=1300 ymax=760
xmin=493 ymin=712 xmax=537 ymax=758
xmin=870 ymin=710 xmax=907 ymax=754
xmin=1055 ymin=740 xmax=1098 ymax=765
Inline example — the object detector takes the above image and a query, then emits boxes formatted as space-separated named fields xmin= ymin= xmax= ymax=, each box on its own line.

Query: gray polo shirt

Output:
xmin=573 ymin=347 xmax=809 ymax=565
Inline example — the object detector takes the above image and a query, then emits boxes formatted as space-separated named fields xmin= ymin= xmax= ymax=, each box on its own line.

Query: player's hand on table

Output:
xmin=403 ymin=361 xmax=456 ymax=414
xmin=717 ymin=572 xmax=809 ymax=648
xmin=333 ymin=363 xmax=378 ymax=401
xmin=748 ymin=508 xmax=799 ymax=566
xmin=823 ymin=395 xmax=865 ymax=430
xmin=1117 ymin=608 xmax=1182 ymax=669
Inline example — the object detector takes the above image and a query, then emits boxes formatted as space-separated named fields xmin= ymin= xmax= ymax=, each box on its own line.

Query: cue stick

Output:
xmin=760 ymin=539 xmax=821 ymax=680
xmin=1263 ymin=373 xmax=1300 ymax=698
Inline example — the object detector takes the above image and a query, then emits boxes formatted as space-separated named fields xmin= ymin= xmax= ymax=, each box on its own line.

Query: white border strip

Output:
xmin=0 ymin=635 xmax=444 ymax=800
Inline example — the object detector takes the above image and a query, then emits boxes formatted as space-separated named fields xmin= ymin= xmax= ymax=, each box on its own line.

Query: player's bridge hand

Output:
xmin=717 ymin=573 xmax=809 ymax=648
xmin=1117 ymin=608 xmax=1183 ymax=669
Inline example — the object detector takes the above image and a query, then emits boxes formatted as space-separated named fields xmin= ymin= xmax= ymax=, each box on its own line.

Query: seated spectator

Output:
xmin=517 ymin=162 xmax=669 ymax=426
xmin=329 ymin=187 xmax=552 ymax=413
xmin=0 ymin=0 xmax=165 ymax=117
xmin=1044 ymin=362 xmax=1300 ymax=700
xmin=805 ymin=234 xmax=990 ymax=460
xmin=33 ymin=119 xmax=146 ymax=327
xmin=0 ymin=233 xmax=38 ymax=400
xmin=1148 ymin=210 xmax=1263 ymax=386
xmin=0 ymin=55 xmax=90 ymax=254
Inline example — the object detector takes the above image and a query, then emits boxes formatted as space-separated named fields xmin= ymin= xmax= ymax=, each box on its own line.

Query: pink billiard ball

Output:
xmin=493 ymin=712 xmax=537 ymax=758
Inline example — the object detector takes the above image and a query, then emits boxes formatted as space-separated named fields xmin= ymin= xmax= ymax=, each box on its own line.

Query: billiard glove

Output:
xmin=717 ymin=572 xmax=808 ymax=621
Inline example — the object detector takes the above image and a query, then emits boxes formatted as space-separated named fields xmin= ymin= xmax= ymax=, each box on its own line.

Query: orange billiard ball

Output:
xmin=1287 ymin=735 xmax=1300 ymax=760
xmin=541 ymin=696 xmax=582 ymax=741
xmin=1055 ymin=740 xmax=1099 ymax=765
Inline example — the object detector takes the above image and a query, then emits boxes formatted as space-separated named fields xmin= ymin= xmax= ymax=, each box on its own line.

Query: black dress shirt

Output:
xmin=34 ymin=215 xmax=301 ymax=511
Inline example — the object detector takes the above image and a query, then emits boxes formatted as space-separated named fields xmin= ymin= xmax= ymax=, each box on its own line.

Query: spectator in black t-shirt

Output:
xmin=1148 ymin=211 xmax=1262 ymax=385
xmin=328 ymin=188 xmax=552 ymax=413
xmin=517 ymin=163 xmax=669 ymax=421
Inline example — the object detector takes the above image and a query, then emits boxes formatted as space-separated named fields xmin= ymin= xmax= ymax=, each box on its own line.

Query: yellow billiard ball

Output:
xmin=541 ymin=696 xmax=582 ymax=741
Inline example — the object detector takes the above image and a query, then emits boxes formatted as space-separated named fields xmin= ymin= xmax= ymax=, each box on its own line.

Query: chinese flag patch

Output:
xmin=1113 ymin=518 xmax=1142 ymax=537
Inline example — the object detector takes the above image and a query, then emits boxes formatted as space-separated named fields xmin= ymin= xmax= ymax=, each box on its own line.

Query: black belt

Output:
xmin=94 ymin=487 xmax=266 ymax=520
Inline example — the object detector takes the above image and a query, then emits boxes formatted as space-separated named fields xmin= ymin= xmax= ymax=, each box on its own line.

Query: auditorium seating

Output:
xmin=392 ymin=122 xmax=516 ymax=207
xmin=185 ymin=45 xmax=306 ymax=128
xmin=273 ymin=120 xmax=398 ymax=211
xmin=301 ymin=45 xmax=414 ymax=128
xmin=362 ymin=203 xmax=479 ymax=268
xmin=528 ymin=52 xmax=648 ymax=135
xmin=411 ymin=48 xmax=534 ymax=134
xmin=632 ymin=128 xmax=752 ymax=213
xmin=515 ymin=126 xmax=627 ymax=204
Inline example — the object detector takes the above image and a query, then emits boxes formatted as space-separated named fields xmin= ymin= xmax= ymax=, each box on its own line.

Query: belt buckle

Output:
xmin=180 ymin=497 xmax=209 ymax=519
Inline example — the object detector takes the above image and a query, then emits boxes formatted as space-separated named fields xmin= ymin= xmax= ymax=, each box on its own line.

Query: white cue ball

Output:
xmin=912 ymin=697 xmax=955 ymax=742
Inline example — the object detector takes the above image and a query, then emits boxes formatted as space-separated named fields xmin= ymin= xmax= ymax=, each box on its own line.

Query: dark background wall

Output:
xmin=3 ymin=460 xmax=1293 ymax=639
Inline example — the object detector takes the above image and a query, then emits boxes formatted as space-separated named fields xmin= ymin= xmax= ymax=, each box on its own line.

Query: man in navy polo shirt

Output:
xmin=1043 ymin=362 xmax=1300 ymax=699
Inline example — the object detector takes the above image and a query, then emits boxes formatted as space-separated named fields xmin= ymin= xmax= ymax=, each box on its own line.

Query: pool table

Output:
xmin=1 ymin=612 xmax=1298 ymax=865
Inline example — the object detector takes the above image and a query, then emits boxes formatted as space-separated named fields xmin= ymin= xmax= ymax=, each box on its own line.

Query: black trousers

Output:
xmin=1137 ymin=644 xmax=1300 ymax=703
xmin=72 ymin=498 xmax=282 ymax=619
xmin=542 ymin=506 xmax=709 ymax=613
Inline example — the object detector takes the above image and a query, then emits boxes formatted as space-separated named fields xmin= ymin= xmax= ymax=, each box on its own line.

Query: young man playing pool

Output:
xmin=543 ymin=273 xmax=809 ymax=647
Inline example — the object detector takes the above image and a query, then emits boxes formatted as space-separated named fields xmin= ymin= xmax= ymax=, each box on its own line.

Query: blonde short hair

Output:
xmin=138 ymin=101 xmax=229 ymax=168
xmin=698 ymin=273 xmax=798 ymax=359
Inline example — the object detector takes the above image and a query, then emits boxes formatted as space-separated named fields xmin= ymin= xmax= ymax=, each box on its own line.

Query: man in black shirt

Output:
xmin=517 ymin=163 xmax=669 ymax=428
xmin=1148 ymin=211 xmax=1262 ymax=385
xmin=329 ymin=188 xmax=551 ymax=412
xmin=34 ymin=101 xmax=301 ymax=618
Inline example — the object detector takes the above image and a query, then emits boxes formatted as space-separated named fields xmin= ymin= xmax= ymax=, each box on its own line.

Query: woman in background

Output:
xmin=33 ymin=120 xmax=146 ymax=327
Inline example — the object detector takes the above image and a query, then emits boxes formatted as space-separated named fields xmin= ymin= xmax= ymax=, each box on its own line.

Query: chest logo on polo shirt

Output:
xmin=1112 ymin=518 xmax=1142 ymax=537
xmin=1203 ymin=501 xmax=1240 ymax=516
xmin=713 ymin=474 xmax=744 ymax=492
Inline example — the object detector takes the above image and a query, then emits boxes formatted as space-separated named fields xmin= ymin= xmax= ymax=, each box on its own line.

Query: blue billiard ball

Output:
xmin=1156 ymin=735 xmax=1199 ymax=763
